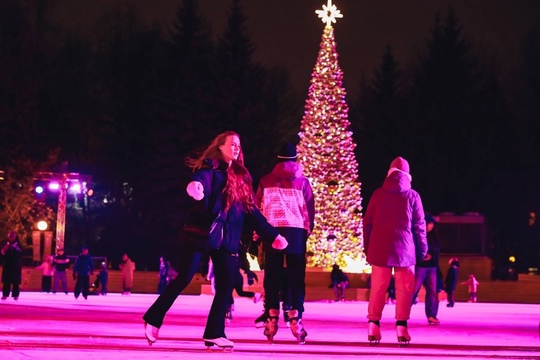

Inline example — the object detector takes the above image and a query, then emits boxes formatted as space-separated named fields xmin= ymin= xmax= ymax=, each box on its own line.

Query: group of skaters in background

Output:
xmin=1 ymin=133 xmax=484 ymax=350
xmin=0 ymin=236 xmax=138 ymax=300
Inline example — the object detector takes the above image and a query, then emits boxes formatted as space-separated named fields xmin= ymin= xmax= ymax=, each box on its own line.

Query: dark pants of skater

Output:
xmin=2 ymin=282 xmax=20 ymax=298
xmin=74 ymin=275 xmax=90 ymax=299
xmin=264 ymin=252 xmax=306 ymax=317
xmin=41 ymin=276 xmax=52 ymax=293
xmin=413 ymin=266 xmax=439 ymax=317
xmin=143 ymin=247 xmax=236 ymax=339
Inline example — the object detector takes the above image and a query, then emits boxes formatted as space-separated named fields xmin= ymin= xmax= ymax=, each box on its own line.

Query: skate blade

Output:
xmin=204 ymin=342 xmax=234 ymax=351
xmin=368 ymin=335 xmax=381 ymax=345
xmin=397 ymin=337 xmax=410 ymax=346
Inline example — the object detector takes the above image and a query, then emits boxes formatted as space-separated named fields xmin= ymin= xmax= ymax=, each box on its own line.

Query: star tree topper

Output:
xmin=315 ymin=0 xmax=343 ymax=27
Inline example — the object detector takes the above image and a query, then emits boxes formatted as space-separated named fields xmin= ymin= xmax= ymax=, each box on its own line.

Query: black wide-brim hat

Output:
xmin=277 ymin=143 xmax=298 ymax=160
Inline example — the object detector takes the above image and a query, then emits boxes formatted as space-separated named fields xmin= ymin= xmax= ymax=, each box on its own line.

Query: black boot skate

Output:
xmin=288 ymin=309 xmax=307 ymax=344
xmin=263 ymin=309 xmax=279 ymax=343
xmin=254 ymin=309 xmax=269 ymax=328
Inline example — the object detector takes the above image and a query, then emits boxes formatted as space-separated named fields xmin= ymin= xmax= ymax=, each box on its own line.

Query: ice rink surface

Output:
xmin=1 ymin=292 xmax=539 ymax=359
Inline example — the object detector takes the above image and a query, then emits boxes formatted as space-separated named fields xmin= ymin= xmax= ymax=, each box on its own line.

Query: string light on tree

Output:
xmin=298 ymin=1 xmax=367 ymax=271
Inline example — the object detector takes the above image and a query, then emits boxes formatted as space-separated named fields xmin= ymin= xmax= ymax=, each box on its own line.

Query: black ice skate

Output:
xmin=263 ymin=309 xmax=279 ymax=343
xmin=203 ymin=337 xmax=234 ymax=351
xmin=288 ymin=309 xmax=307 ymax=345
xmin=254 ymin=309 xmax=269 ymax=328
xmin=367 ymin=320 xmax=381 ymax=345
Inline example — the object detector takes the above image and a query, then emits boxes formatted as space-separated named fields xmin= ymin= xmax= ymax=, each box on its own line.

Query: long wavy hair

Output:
xmin=185 ymin=131 xmax=256 ymax=212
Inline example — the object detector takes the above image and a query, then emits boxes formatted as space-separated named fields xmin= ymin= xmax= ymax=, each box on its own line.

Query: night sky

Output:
xmin=50 ymin=0 xmax=540 ymax=93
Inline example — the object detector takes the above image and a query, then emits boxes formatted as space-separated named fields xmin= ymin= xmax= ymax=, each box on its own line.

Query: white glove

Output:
xmin=186 ymin=181 xmax=204 ymax=201
xmin=271 ymin=235 xmax=288 ymax=250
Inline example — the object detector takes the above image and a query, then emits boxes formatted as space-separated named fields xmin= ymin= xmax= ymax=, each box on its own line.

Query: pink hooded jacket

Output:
xmin=363 ymin=157 xmax=428 ymax=267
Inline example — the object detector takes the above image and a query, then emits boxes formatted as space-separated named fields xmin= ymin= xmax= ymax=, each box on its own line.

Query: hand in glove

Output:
xmin=271 ymin=234 xmax=288 ymax=250
xmin=186 ymin=181 xmax=204 ymax=201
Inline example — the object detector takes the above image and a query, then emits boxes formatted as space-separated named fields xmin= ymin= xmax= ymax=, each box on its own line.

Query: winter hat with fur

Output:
xmin=387 ymin=156 xmax=412 ymax=181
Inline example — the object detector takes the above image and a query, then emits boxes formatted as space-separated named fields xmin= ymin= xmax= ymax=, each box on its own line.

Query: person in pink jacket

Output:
xmin=363 ymin=157 xmax=428 ymax=345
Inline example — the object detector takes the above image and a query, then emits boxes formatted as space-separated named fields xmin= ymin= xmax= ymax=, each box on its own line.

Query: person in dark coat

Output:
xmin=1 ymin=230 xmax=23 ymax=300
xmin=445 ymin=257 xmax=460 ymax=307
xmin=255 ymin=142 xmax=315 ymax=344
xmin=363 ymin=157 xmax=428 ymax=345
xmin=412 ymin=214 xmax=441 ymax=325
xmin=96 ymin=262 xmax=108 ymax=295
xmin=330 ymin=264 xmax=349 ymax=302
xmin=53 ymin=248 xmax=70 ymax=294
xmin=72 ymin=246 xmax=94 ymax=300
xmin=142 ymin=131 xmax=288 ymax=350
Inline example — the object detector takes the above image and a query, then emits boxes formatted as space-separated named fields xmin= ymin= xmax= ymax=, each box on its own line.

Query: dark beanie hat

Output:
xmin=277 ymin=143 xmax=298 ymax=161
xmin=425 ymin=214 xmax=436 ymax=224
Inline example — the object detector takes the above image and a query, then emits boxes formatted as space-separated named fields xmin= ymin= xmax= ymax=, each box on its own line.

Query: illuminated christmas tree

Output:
xmin=298 ymin=1 xmax=367 ymax=271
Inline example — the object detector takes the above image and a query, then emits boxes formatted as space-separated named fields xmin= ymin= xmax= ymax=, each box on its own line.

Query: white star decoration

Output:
xmin=315 ymin=0 xmax=343 ymax=27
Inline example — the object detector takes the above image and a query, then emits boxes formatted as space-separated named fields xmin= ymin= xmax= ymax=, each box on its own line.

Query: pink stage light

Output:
xmin=49 ymin=182 xmax=60 ymax=191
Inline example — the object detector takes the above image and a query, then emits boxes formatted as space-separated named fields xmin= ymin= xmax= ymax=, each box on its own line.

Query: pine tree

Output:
xmin=298 ymin=3 xmax=366 ymax=270
xmin=354 ymin=46 xmax=405 ymax=201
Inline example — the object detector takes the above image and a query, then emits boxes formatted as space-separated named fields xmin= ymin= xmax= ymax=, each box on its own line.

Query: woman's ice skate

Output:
xmin=144 ymin=322 xmax=159 ymax=346
xmin=427 ymin=316 xmax=440 ymax=325
xmin=367 ymin=320 xmax=381 ymax=344
xmin=203 ymin=337 xmax=234 ymax=351
xmin=288 ymin=310 xmax=307 ymax=345
xmin=263 ymin=309 xmax=280 ymax=343
xmin=396 ymin=321 xmax=411 ymax=346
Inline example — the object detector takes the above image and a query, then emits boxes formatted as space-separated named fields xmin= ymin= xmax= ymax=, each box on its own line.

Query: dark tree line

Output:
xmin=351 ymin=9 xmax=540 ymax=267
xmin=1 ymin=1 xmax=538 ymax=269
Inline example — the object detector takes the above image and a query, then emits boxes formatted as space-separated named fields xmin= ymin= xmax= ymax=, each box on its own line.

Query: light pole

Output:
xmin=32 ymin=221 xmax=53 ymax=263
xmin=35 ymin=170 xmax=92 ymax=252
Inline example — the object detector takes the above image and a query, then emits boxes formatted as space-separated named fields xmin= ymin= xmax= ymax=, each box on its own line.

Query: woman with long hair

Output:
xmin=143 ymin=131 xmax=288 ymax=350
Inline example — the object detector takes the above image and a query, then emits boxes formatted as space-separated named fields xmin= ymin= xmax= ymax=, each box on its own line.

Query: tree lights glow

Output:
xmin=298 ymin=4 xmax=367 ymax=271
